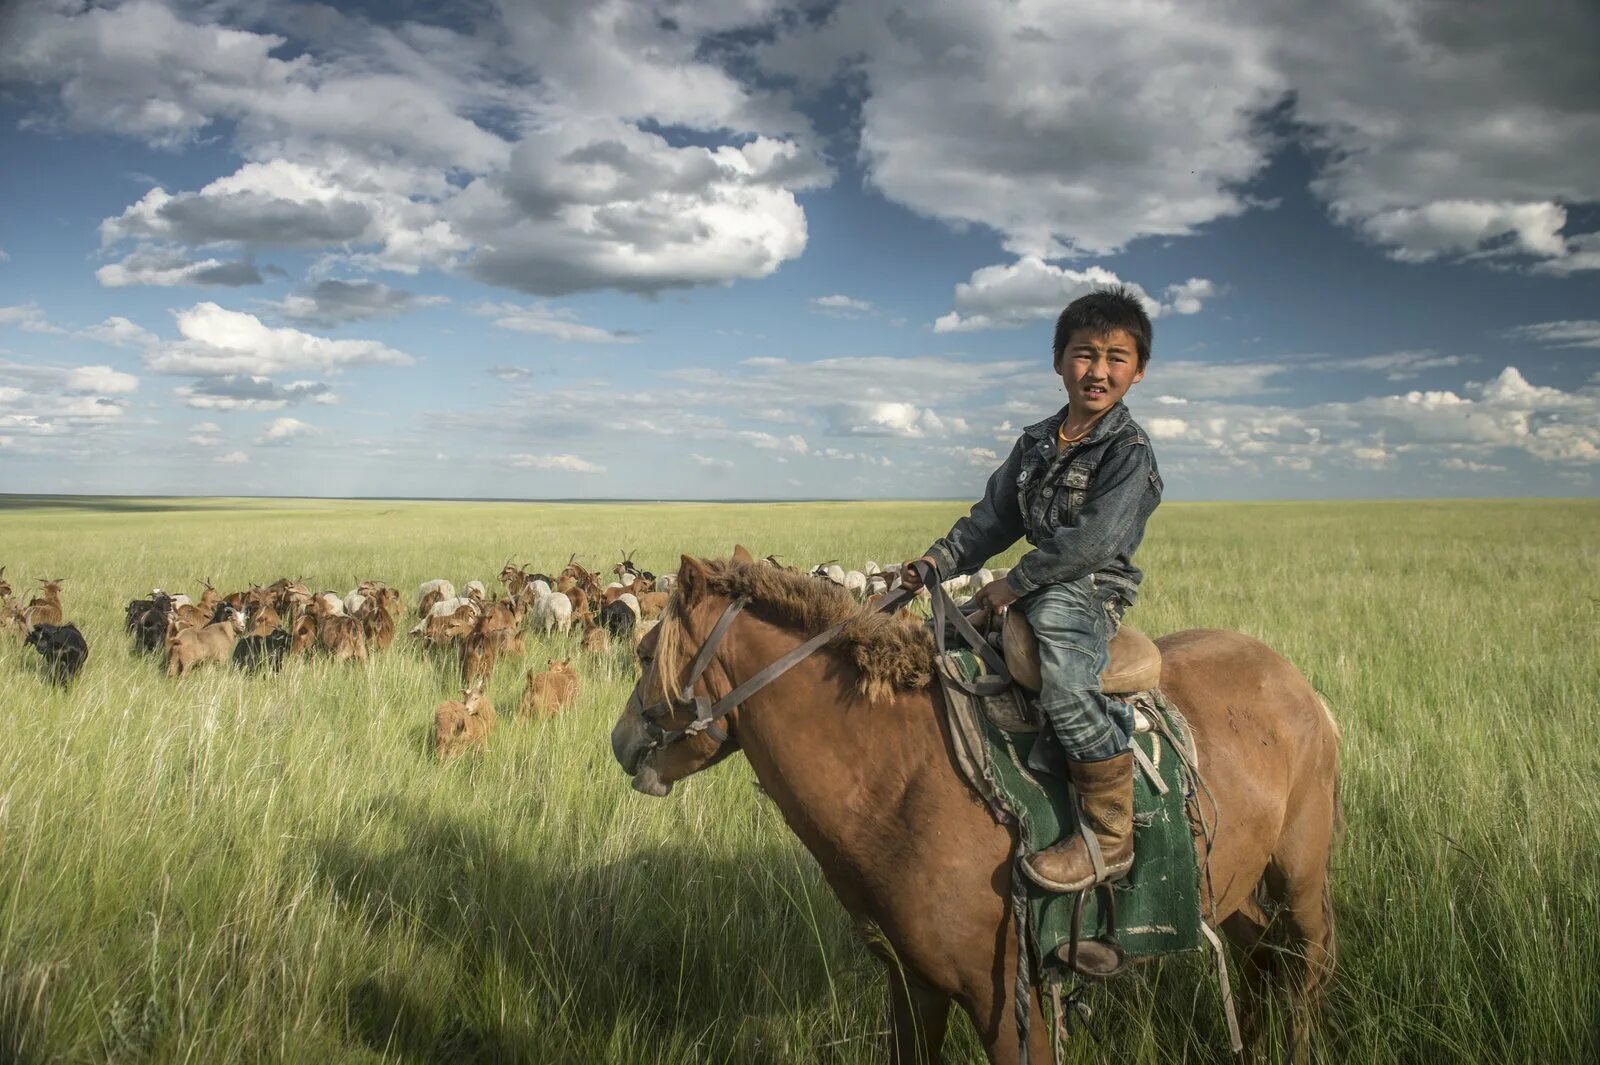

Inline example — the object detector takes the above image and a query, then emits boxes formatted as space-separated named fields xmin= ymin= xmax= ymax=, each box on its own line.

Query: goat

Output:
xmin=517 ymin=659 xmax=579 ymax=719
xmin=318 ymin=615 xmax=367 ymax=662
xmin=249 ymin=603 xmax=282 ymax=637
xmin=532 ymin=590 xmax=573 ymax=633
xmin=842 ymin=570 xmax=868 ymax=597
xmin=290 ymin=615 xmax=319 ymax=656
xmin=23 ymin=578 xmax=66 ymax=629
xmin=25 ymin=622 xmax=89 ymax=684
xmin=166 ymin=607 xmax=246 ymax=677
xmin=357 ymin=599 xmax=395 ymax=651
xmin=434 ymin=681 xmax=495 ymax=761
xmin=599 ymin=598 xmax=636 ymax=640
xmin=233 ymin=631 xmax=291 ymax=672
xmin=463 ymin=579 xmax=488 ymax=602
xmin=0 ymin=565 xmax=9 ymax=601
xmin=636 ymin=591 xmax=670 ymax=620
xmin=808 ymin=562 xmax=846 ymax=587
xmin=578 ymin=610 xmax=611 ymax=654
xmin=416 ymin=579 xmax=455 ymax=618
xmin=459 ymin=626 xmax=499 ymax=687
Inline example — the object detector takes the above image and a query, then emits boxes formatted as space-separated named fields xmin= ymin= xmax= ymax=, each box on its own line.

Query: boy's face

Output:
xmin=1054 ymin=327 xmax=1145 ymax=417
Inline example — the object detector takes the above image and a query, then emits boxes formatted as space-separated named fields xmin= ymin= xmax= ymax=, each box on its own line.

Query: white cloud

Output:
xmin=934 ymin=259 xmax=1157 ymax=333
xmin=809 ymin=294 xmax=875 ymax=318
xmin=934 ymin=259 xmax=1217 ymax=334
xmin=828 ymin=402 xmax=967 ymax=438
xmin=1306 ymin=351 xmax=1470 ymax=381
xmin=476 ymin=302 xmax=637 ymax=344
xmin=1508 ymin=321 xmax=1600 ymax=350
xmin=96 ymin=246 xmax=264 ymax=287
xmin=214 ymin=451 xmax=250 ymax=464
xmin=1162 ymin=278 xmax=1218 ymax=316
xmin=189 ymin=421 xmax=222 ymax=447
xmin=80 ymin=317 xmax=159 ymax=348
xmin=734 ymin=430 xmax=808 ymax=454
xmin=948 ymin=446 xmax=999 ymax=468
xmin=255 ymin=417 xmax=319 ymax=445
xmin=0 ymin=303 xmax=65 ymax=334
xmin=761 ymin=2 xmax=1283 ymax=258
xmin=1148 ymin=417 xmax=1190 ymax=440
xmin=175 ymin=376 xmax=334 ymax=411
xmin=146 ymin=303 xmax=413 ymax=377
xmin=1440 ymin=458 xmax=1506 ymax=473
xmin=272 ymin=280 xmax=446 ymax=327
xmin=690 ymin=453 xmax=733 ymax=472
xmin=453 ymin=121 xmax=825 ymax=295
xmin=64 ymin=365 xmax=139 ymax=395
xmin=507 ymin=453 xmax=606 ymax=473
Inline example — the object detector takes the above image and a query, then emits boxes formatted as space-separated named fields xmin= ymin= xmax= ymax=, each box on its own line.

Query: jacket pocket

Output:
xmin=1051 ymin=459 xmax=1096 ymax=526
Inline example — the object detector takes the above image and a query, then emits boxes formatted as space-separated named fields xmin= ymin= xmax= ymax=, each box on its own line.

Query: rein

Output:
xmin=630 ymin=559 xmax=996 ymax=751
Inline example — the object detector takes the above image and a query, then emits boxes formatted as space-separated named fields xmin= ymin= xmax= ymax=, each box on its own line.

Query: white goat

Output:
xmin=533 ymin=590 xmax=573 ymax=633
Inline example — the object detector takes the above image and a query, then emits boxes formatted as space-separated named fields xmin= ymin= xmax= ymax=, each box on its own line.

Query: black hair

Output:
xmin=1052 ymin=286 xmax=1153 ymax=369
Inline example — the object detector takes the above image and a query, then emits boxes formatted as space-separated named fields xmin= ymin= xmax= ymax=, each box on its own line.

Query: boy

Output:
xmin=901 ymin=287 xmax=1162 ymax=894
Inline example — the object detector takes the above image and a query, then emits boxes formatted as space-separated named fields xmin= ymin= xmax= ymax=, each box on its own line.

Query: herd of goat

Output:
xmin=0 ymin=555 xmax=1005 ymax=760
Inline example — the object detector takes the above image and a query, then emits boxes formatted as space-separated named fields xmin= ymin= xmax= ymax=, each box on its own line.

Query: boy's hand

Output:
xmin=899 ymin=556 xmax=937 ymax=592
xmin=972 ymin=578 xmax=1019 ymax=612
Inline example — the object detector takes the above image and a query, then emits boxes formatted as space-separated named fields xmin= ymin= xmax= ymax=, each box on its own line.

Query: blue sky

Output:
xmin=0 ymin=0 xmax=1596 ymax=501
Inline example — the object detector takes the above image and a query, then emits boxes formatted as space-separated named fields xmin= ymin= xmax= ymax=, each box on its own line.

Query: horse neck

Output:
xmin=720 ymin=613 xmax=944 ymax=875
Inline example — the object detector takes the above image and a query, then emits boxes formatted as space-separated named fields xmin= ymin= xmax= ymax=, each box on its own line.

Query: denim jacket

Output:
xmin=923 ymin=401 xmax=1161 ymax=602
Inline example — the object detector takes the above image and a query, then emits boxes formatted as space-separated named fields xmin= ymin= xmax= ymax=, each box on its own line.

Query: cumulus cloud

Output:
xmin=810 ymin=294 xmax=875 ymax=318
xmin=255 ymin=417 xmax=319 ymax=445
xmin=146 ymin=303 xmax=413 ymax=377
xmin=454 ymin=122 xmax=826 ymax=295
xmin=80 ymin=316 xmax=159 ymax=348
xmin=507 ymin=453 xmax=606 ymax=473
xmin=271 ymin=280 xmax=446 ymax=327
xmin=64 ymin=365 xmax=139 ymax=394
xmin=476 ymin=302 xmax=637 ymax=343
xmin=96 ymin=246 xmax=265 ymax=288
xmin=690 ymin=453 xmax=733 ymax=472
xmin=933 ymin=259 xmax=1213 ymax=332
xmin=214 ymin=451 xmax=250 ymax=464
xmin=486 ymin=365 xmax=533 ymax=382
xmin=828 ymin=402 xmax=967 ymax=438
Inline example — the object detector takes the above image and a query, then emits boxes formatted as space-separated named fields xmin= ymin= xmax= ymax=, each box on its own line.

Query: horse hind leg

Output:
xmin=1263 ymin=786 xmax=1339 ymax=1064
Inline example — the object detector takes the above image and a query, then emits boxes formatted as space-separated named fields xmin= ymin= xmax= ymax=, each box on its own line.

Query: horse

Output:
xmin=610 ymin=549 xmax=1341 ymax=1064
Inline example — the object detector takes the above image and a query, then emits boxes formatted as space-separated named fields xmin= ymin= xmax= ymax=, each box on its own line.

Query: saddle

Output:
xmin=1000 ymin=610 xmax=1162 ymax=696
xmin=928 ymin=603 xmax=1203 ymax=983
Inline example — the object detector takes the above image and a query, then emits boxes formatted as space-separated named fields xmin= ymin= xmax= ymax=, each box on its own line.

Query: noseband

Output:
xmin=630 ymin=575 xmax=926 ymax=752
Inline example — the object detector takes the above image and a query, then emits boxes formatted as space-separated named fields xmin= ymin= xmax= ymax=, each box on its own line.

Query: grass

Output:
xmin=0 ymin=496 xmax=1595 ymax=1063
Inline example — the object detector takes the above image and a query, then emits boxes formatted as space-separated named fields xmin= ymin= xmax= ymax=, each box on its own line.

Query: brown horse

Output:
xmin=610 ymin=552 xmax=1341 ymax=1064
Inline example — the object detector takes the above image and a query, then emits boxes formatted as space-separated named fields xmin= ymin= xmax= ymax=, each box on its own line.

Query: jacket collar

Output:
xmin=1022 ymin=401 xmax=1130 ymax=448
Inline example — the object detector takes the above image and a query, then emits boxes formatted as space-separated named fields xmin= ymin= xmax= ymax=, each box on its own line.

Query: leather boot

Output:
xmin=1022 ymin=751 xmax=1135 ymax=893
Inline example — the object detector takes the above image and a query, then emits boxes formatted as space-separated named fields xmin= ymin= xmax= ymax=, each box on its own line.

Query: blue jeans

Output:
xmin=1018 ymin=575 xmax=1133 ymax=773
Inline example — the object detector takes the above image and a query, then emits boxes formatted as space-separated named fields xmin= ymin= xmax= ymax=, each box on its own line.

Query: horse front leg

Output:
xmin=886 ymin=967 xmax=951 ymax=1065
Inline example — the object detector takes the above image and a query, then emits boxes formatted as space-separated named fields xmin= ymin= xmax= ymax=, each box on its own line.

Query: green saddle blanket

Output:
xmin=938 ymin=649 xmax=1204 ymax=972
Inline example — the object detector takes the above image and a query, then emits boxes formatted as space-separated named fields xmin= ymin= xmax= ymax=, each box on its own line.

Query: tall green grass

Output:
xmin=0 ymin=496 xmax=1595 ymax=1063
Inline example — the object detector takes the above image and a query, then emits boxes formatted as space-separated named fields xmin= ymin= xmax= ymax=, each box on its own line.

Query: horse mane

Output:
xmin=654 ymin=559 xmax=932 ymax=705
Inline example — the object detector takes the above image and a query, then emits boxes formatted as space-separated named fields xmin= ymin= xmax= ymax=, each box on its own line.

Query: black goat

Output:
xmin=25 ymin=622 xmax=89 ymax=684
xmin=598 ymin=598 xmax=636 ymax=639
xmin=232 ymin=631 xmax=291 ymax=672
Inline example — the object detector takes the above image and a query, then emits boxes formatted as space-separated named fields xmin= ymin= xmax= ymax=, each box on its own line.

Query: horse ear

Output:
xmin=731 ymin=544 xmax=755 ymax=564
xmin=677 ymin=555 xmax=710 ymax=603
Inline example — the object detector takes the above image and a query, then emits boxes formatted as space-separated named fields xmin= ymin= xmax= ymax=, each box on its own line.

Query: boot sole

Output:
xmin=1020 ymin=854 xmax=1133 ymax=894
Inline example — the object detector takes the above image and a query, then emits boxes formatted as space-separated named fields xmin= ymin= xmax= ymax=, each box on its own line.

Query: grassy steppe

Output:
xmin=0 ymin=496 xmax=1596 ymax=1064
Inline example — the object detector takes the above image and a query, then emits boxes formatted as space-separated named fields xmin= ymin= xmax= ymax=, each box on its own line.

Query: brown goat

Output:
xmin=517 ymin=659 xmax=580 ymax=719
xmin=166 ymin=607 xmax=245 ymax=677
xmin=459 ymin=628 xmax=499 ymax=687
xmin=417 ymin=587 xmax=448 ymax=619
xmin=636 ymin=591 xmax=670 ymax=620
xmin=578 ymin=611 xmax=610 ymax=654
xmin=23 ymin=578 xmax=65 ymax=629
xmin=358 ymin=601 xmax=395 ymax=651
xmin=290 ymin=614 xmax=319 ymax=656
xmin=249 ymin=603 xmax=282 ymax=637
xmin=318 ymin=616 xmax=367 ymax=662
xmin=434 ymin=681 xmax=495 ymax=761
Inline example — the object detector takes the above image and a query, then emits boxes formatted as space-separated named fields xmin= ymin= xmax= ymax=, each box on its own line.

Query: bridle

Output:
xmin=627 ymin=585 xmax=905 ymax=751
xmin=626 ymin=560 xmax=1012 ymax=753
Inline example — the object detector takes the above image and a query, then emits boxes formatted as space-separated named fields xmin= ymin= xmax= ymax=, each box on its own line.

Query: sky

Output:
xmin=0 ymin=0 xmax=1596 ymax=502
